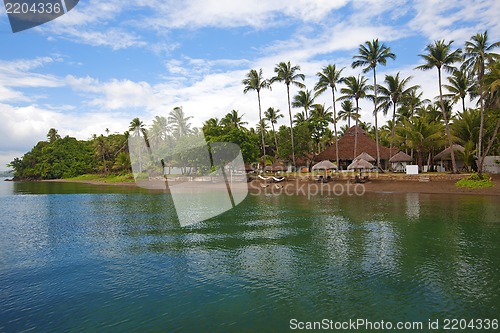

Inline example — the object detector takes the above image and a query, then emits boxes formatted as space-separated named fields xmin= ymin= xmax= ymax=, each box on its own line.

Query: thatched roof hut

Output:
xmin=316 ymin=126 xmax=394 ymax=162
xmin=265 ymin=163 xmax=286 ymax=172
xmin=433 ymin=144 xmax=465 ymax=161
xmin=389 ymin=151 xmax=413 ymax=163
xmin=355 ymin=152 xmax=376 ymax=162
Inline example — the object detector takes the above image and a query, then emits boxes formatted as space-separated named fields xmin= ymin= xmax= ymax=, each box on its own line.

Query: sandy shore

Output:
xmin=41 ymin=174 xmax=500 ymax=196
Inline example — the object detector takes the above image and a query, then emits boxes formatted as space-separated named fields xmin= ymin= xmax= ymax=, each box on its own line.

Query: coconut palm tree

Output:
xmin=339 ymin=75 xmax=370 ymax=158
xmin=352 ymin=39 xmax=396 ymax=169
xmin=337 ymin=100 xmax=359 ymax=127
xmin=129 ymin=117 xmax=150 ymax=174
xmin=221 ymin=110 xmax=248 ymax=130
xmin=271 ymin=61 xmax=305 ymax=170
xmin=443 ymin=69 xmax=475 ymax=113
xmin=264 ymin=107 xmax=284 ymax=156
xmin=397 ymin=115 xmax=445 ymax=171
xmin=292 ymin=89 xmax=315 ymax=119
xmin=378 ymin=73 xmax=420 ymax=158
xmin=462 ymin=31 xmax=500 ymax=176
xmin=150 ymin=115 xmax=169 ymax=145
xmin=243 ymin=69 xmax=271 ymax=167
xmin=416 ymin=39 xmax=462 ymax=173
xmin=293 ymin=111 xmax=307 ymax=125
xmin=315 ymin=64 xmax=344 ymax=167
xmin=168 ymin=106 xmax=193 ymax=138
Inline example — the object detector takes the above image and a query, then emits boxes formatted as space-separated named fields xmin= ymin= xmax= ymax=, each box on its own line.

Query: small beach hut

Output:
xmin=354 ymin=152 xmax=376 ymax=163
xmin=433 ymin=145 xmax=465 ymax=172
xmin=389 ymin=151 xmax=413 ymax=172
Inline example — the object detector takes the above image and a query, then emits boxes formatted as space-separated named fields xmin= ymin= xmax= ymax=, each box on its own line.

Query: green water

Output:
xmin=0 ymin=180 xmax=499 ymax=332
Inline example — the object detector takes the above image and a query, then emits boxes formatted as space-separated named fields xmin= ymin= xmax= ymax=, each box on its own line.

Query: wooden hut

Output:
xmin=389 ymin=151 xmax=413 ymax=172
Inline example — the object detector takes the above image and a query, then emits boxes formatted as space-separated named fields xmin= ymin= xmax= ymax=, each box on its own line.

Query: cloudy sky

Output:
xmin=1 ymin=0 xmax=499 ymax=168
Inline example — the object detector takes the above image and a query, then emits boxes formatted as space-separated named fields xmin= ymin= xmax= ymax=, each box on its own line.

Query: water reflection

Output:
xmin=405 ymin=193 xmax=420 ymax=220
xmin=1 ymin=181 xmax=500 ymax=332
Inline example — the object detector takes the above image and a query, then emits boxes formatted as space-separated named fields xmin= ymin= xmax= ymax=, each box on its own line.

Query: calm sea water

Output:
xmin=0 ymin=179 xmax=499 ymax=332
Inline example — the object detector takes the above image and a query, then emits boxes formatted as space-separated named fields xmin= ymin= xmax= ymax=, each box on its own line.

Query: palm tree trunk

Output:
xmin=477 ymin=65 xmax=485 ymax=177
xmin=390 ymin=103 xmax=396 ymax=163
xmin=331 ymin=87 xmax=339 ymax=168
xmin=438 ymin=67 xmax=458 ymax=173
xmin=373 ymin=68 xmax=381 ymax=170
xmin=354 ymin=98 xmax=359 ymax=159
xmin=272 ymin=122 xmax=279 ymax=157
xmin=287 ymin=85 xmax=296 ymax=170
xmin=258 ymin=91 xmax=267 ymax=169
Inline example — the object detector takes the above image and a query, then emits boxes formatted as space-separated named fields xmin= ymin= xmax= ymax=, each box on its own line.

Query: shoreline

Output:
xmin=34 ymin=174 xmax=500 ymax=197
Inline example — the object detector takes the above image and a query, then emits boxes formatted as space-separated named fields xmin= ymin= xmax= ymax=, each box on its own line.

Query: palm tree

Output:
xmin=221 ymin=110 xmax=248 ymax=129
xmin=339 ymin=75 xmax=370 ymax=158
xmin=293 ymin=111 xmax=307 ymax=125
xmin=129 ymin=117 xmax=149 ymax=174
xmin=243 ymin=69 xmax=271 ymax=167
xmin=47 ymin=128 xmax=60 ymax=143
xmin=378 ymin=73 xmax=419 ymax=158
xmin=168 ymin=106 xmax=193 ymax=138
xmin=270 ymin=61 xmax=305 ymax=170
xmin=264 ymin=107 xmax=284 ymax=156
xmin=443 ymin=69 xmax=475 ymax=113
xmin=352 ymin=39 xmax=396 ymax=169
xmin=462 ymin=31 xmax=500 ymax=176
xmin=315 ymin=64 xmax=344 ymax=167
xmin=337 ymin=100 xmax=359 ymax=127
xmin=292 ymin=89 xmax=315 ymax=119
xmin=416 ymin=39 xmax=462 ymax=173
xmin=396 ymin=115 xmax=445 ymax=171
xmin=150 ymin=115 xmax=169 ymax=145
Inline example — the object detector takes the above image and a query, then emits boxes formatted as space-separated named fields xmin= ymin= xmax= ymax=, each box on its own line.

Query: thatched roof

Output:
xmin=316 ymin=126 xmax=395 ymax=161
xmin=265 ymin=163 xmax=286 ymax=172
xmin=434 ymin=144 xmax=465 ymax=161
xmin=355 ymin=152 xmax=376 ymax=162
xmin=312 ymin=160 xmax=338 ymax=170
xmin=389 ymin=151 xmax=413 ymax=163
xmin=347 ymin=158 xmax=375 ymax=170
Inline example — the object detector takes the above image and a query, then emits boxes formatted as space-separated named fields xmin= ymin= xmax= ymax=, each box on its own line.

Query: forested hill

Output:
xmin=8 ymin=129 xmax=130 ymax=180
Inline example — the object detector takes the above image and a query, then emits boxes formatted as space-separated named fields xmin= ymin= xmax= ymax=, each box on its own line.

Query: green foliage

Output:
xmin=455 ymin=173 xmax=494 ymax=188
xmin=9 ymin=135 xmax=95 ymax=179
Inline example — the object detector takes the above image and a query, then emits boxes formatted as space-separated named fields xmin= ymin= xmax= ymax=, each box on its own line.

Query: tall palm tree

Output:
xmin=243 ymin=69 xmax=271 ymax=167
xmin=337 ymin=100 xmax=359 ymax=127
xmin=315 ymin=64 xmax=344 ymax=167
xmin=378 ymin=72 xmax=419 ymax=158
xmin=462 ymin=31 xmax=500 ymax=176
xmin=168 ymin=106 xmax=193 ymax=138
xmin=129 ymin=117 xmax=149 ymax=174
xmin=443 ymin=69 xmax=475 ymax=113
xmin=270 ymin=61 xmax=305 ymax=170
xmin=416 ymin=39 xmax=462 ymax=173
xmin=264 ymin=107 xmax=284 ymax=156
xmin=292 ymin=89 xmax=315 ymax=119
xmin=352 ymin=39 xmax=396 ymax=169
xmin=339 ymin=75 xmax=370 ymax=158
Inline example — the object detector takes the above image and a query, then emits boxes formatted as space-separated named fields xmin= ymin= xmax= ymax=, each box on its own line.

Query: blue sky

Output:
xmin=1 ymin=0 xmax=499 ymax=168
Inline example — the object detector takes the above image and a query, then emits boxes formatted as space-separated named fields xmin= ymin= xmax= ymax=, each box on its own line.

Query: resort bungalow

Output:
xmin=389 ymin=151 xmax=414 ymax=172
xmin=433 ymin=144 xmax=465 ymax=172
xmin=316 ymin=126 xmax=395 ymax=170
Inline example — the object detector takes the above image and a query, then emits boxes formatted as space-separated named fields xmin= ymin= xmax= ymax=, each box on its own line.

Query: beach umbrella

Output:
xmin=354 ymin=152 xmax=376 ymax=162
xmin=312 ymin=160 xmax=338 ymax=171
xmin=312 ymin=159 xmax=338 ymax=178
xmin=348 ymin=158 xmax=374 ymax=176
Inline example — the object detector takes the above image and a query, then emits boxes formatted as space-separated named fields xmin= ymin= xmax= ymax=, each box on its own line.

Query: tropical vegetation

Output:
xmin=8 ymin=31 xmax=500 ymax=180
